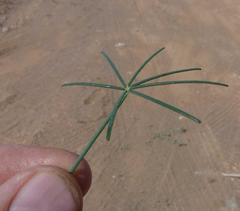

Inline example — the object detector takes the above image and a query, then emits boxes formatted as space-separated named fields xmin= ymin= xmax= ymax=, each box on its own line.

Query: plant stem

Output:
xmin=69 ymin=117 xmax=110 ymax=173
xmin=69 ymin=91 xmax=126 ymax=173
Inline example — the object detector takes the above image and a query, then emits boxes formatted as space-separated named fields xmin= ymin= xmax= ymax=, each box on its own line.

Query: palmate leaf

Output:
xmin=133 ymin=80 xmax=229 ymax=89
xmin=67 ymin=47 xmax=229 ymax=173
xmin=101 ymin=51 xmax=126 ymax=87
xmin=130 ymin=90 xmax=201 ymax=123
xmin=62 ymin=82 xmax=124 ymax=91
xmin=133 ymin=68 xmax=202 ymax=87
xmin=106 ymin=91 xmax=128 ymax=141
xmin=128 ymin=47 xmax=165 ymax=86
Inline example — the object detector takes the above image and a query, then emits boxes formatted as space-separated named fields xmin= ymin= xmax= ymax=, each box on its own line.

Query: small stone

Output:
xmin=178 ymin=116 xmax=184 ymax=120
xmin=114 ymin=42 xmax=126 ymax=48
xmin=2 ymin=26 xmax=8 ymax=33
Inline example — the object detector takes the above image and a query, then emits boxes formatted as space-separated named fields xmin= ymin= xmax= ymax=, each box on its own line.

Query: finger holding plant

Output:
xmin=63 ymin=47 xmax=228 ymax=173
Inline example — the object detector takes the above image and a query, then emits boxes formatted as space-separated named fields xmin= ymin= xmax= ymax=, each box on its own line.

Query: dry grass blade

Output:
xmin=130 ymin=90 xmax=201 ymax=123
xmin=133 ymin=68 xmax=202 ymax=86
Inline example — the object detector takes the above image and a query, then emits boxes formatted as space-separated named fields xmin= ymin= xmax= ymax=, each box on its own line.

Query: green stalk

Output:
xmin=69 ymin=116 xmax=110 ymax=173
xmin=69 ymin=91 xmax=126 ymax=173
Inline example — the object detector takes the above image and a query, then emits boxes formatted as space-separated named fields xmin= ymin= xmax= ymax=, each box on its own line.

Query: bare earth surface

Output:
xmin=0 ymin=0 xmax=240 ymax=210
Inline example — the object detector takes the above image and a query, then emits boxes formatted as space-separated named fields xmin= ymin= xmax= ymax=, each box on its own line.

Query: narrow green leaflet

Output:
xmin=133 ymin=68 xmax=202 ymax=87
xmin=128 ymin=47 xmax=165 ymax=86
xmin=101 ymin=51 xmax=126 ymax=87
xmin=62 ymin=82 xmax=125 ymax=91
xmin=130 ymin=90 xmax=201 ymax=123
xmin=133 ymin=80 xmax=229 ymax=89
xmin=106 ymin=91 xmax=128 ymax=141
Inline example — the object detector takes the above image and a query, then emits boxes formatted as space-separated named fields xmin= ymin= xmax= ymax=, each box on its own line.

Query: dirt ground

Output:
xmin=0 ymin=0 xmax=240 ymax=210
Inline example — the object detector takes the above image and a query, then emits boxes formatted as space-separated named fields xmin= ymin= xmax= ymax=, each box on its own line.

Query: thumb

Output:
xmin=0 ymin=166 xmax=83 ymax=211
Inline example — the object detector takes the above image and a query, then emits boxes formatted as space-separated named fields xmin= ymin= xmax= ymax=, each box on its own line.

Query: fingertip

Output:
xmin=0 ymin=144 xmax=92 ymax=196
xmin=72 ymin=159 xmax=92 ymax=196
xmin=5 ymin=167 xmax=83 ymax=211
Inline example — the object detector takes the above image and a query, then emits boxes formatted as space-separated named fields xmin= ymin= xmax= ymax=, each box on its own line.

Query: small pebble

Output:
xmin=2 ymin=26 xmax=8 ymax=33
xmin=178 ymin=116 xmax=184 ymax=120
xmin=115 ymin=42 xmax=126 ymax=48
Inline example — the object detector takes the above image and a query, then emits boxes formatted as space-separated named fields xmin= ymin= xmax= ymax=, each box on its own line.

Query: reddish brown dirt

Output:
xmin=0 ymin=0 xmax=239 ymax=210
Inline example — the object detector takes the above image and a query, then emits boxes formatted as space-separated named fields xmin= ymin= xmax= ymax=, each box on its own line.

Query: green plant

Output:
xmin=63 ymin=47 xmax=228 ymax=173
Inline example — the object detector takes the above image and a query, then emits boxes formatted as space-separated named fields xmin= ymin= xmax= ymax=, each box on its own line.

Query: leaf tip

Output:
xmin=106 ymin=132 xmax=111 ymax=141
xmin=195 ymin=118 xmax=202 ymax=124
xmin=100 ymin=51 xmax=106 ymax=56
xmin=158 ymin=47 xmax=165 ymax=52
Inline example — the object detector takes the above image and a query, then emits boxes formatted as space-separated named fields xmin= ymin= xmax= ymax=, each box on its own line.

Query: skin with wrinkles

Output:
xmin=0 ymin=144 xmax=92 ymax=210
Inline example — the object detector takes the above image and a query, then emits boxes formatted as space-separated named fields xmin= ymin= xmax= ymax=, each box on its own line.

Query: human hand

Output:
xmin=0 ymin=144 xmax=92 ymax=211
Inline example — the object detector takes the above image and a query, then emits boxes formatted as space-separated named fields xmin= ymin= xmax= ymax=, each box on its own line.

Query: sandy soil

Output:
xmin=0 ymin=0 xmax=240 ymax=210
